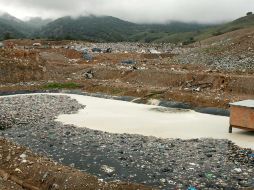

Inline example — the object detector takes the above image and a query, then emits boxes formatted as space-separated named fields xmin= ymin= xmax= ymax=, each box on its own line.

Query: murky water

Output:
xmin=55 ymin=94 xmax=254 ymax=149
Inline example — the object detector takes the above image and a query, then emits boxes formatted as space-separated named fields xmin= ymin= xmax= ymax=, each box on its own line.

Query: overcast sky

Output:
xmin=0 ymin=0 xmax=253 ymax=23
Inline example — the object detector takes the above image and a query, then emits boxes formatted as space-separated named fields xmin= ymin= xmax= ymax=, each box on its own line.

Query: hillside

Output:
xmin=36 ymin=14 xmax=254 ymax=43
xmin=25 ymin=17 xmax=52 ymax=29
xmin=0 ymin=13 xmax=51 ymax=40
xmin=0 ymin=21 xmax=25 ymax=40
xmin=37 ymin=16 xmax=139 ymax=42
xmin=0 ymin=13 xmax=27 ymax=40
xmin=0 ymin=13 xmax=254 ymax=43
xmin=37 ymin=15 xmax=210 ymax=42
xmin=0 ymin=13 xmax=36 ymax=34
xmin=132 ymin=13 xmax=254 ymax=43
xmin=192 ymin=13 xmax=254 ymax=42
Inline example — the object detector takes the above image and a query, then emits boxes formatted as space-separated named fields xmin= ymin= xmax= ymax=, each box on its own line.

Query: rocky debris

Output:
xmin=0 ymin=94 xmax=254 ymax=190
xmin=67 ymin=42 xmax=175 ymax=54
xmin=174 ymin=33 xmax=254 ymax=72
xmin=121 ymin=60 xmax=136 ymax=65
xmin=148 ymin=49 xmax=161 ymax=54
xmin=183 ymin=81 xmax=213 ymax=92
xmin=92 ymin=48 xmax=102 ymax=53
xmin=0 ymin=115 xmax=14 ymax=130
xmin=0 ymin=139 xmax=152 ymax=190
xmin=83 ymin=50 xmax=92 ymax=61
xmin=83 ymin=69 xmax=95 ymax=79
xmin=0 ymin=95 xmax=85 ymax=131
xmin=104 ymin=48 xmax=113 ymax=53
xmin=101 ymin=165 xmax=115 ymax=175
xmin=33 ymin=43 xmax=42 ymax=47
xmin=2 ymin=39 xmax=254 ymax=73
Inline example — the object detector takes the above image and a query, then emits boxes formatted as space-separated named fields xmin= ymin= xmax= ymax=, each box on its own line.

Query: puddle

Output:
xmin=55 ymin=93 xmax=254 ymax=149
xmin=1 ymin=93 xmax=253 ymax=149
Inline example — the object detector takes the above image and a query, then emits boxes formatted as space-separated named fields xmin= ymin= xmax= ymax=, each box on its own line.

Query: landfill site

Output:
xmin=1 ymin=27 xmax=254 ymax=190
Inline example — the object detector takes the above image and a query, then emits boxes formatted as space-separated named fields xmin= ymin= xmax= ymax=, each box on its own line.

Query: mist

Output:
xmin=0 ymin=0 xmax=253 ymax=23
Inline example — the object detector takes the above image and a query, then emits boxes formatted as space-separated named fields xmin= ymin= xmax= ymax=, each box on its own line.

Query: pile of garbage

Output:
xmin=66 ymin=42 xmax=175 ymax=54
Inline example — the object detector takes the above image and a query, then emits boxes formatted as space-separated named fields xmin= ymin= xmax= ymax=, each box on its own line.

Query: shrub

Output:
xmin=182 ymin=37 xmax=196 ymax=45
xmin=43 ymin=82 xmax=82 ymax=89
xmin=213 ymin=31 xmax=224 ymax=36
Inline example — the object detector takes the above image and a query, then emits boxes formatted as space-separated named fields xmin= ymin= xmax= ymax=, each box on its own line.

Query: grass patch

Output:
xmin=43 ymin=82 xmax=82 ymax=89
xmin=111 ymin=88 xmax=123 ymax=95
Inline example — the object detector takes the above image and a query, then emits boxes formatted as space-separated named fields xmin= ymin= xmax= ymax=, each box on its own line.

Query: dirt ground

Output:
xmin=1 ymin=40 xmax=254 ymax=108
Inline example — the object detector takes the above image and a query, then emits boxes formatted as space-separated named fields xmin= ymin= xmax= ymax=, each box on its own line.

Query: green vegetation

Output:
xmin=43 ymin=82 xmax=82 ymax=89
xmin=182 ymin=37 xmax=196 ymax=45
xmin=0 ymin=13 xmax=51 ymax=40
xmin=4 ymin=32 xmax=12 ymax=40
xmin=0 ymin=20 xmax=25 ymax=40
xmin=111 ymin=88 xmax=123 ymax=95
xmin=37 ymin=16 xmax=211 ymax=43
xmin=0 ymin=13 xmax=254 ymax=44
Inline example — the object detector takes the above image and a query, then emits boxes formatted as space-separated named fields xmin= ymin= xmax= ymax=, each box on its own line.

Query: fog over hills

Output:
xmin=0 ymin=12 xmax=253 ymax=44
xmin=1 ymin=0 xmax=253 ymax=24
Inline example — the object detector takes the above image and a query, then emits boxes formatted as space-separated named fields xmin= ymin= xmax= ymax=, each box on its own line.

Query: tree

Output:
xmin=182 ymin=37 xmax=196 ymax=45
xmin=64 ymin=35 xmax=73 ymax=40
xmin=4 ymin=32 xmax=12 ymax=40
xmin=247 ymin=12 xmax=253 ymax=16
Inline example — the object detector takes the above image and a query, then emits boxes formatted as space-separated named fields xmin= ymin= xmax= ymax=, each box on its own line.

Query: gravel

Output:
xmin=0 ymin=94 xmax=254 ymax=190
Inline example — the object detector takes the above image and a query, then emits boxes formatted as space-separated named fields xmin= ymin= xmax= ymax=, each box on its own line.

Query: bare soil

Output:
xmin=1 ymin=44 xmax=254 ymax=109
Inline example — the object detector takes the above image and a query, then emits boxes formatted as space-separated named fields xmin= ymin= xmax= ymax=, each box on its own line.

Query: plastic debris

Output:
xmin=187 ymin=186 xmax=197 ymax=190
xmin=121 ymin=60 xmax=136 ymax=64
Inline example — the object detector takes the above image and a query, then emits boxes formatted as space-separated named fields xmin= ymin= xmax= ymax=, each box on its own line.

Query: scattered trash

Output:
xmin=20 ymin=153 xmax=27 ymax=159
xmin=149 ymin=49 xmax=161 ymax=54
xmin=101 ymin=165 xmax=115 ymax=174
xmin=14 ymin=168 xmax=22 ymax=173
xmin=233 ymin=168 xmax=242 ymax=173
xmin=83 ymin=69 xmax=94 ymax=79
xmin=83 ymin=50 xmax=92 ymax=61
xmin=92 ymin=48 xmax=102 ymax=53
xmin=187 ymin=186 xmax=197 ymax=190
xmin=104 ymin=48 xmax=112 ymax=53
xmin=132 ymin=66 xmax=138 ymax=70
xmin=121 ymin=60 xmax=136 ymax=65
xmin=160 ymin=178 xmax=166 ymax=183
xmin=205 ymin=173 xmax=214 ymax=179
xmin=33 ymin=43 xmax=42 ymax=47
xmin=42 ymin=172 xmax=49 ymax=182
xmin=194 ymin=87 xmax=201 ymax=92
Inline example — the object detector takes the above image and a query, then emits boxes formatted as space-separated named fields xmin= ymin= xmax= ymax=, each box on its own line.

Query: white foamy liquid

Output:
xmin=55 ymin=94 xmax=254 ymax=149
xmin=2 ymin=93 xmax=253 ymax=149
